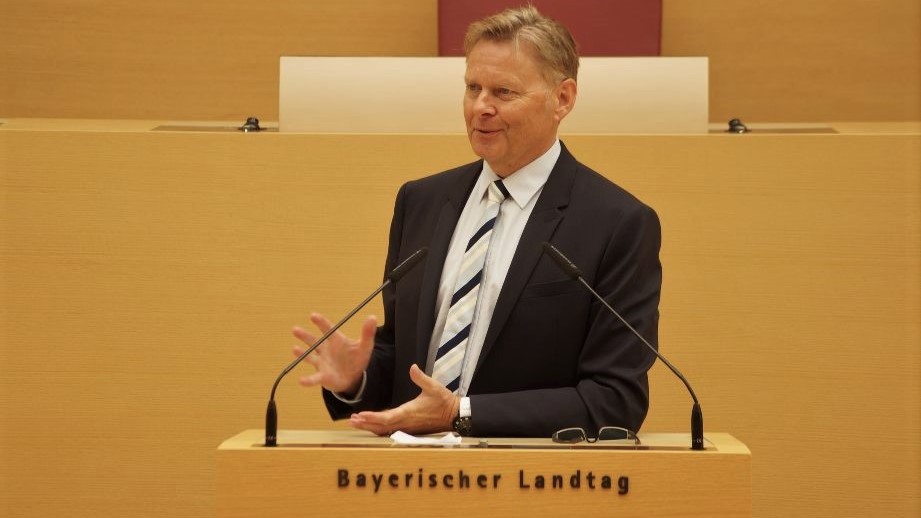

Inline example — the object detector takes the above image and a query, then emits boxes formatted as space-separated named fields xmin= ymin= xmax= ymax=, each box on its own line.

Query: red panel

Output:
xmin=438 ymin=0 xmax=661 ymax=56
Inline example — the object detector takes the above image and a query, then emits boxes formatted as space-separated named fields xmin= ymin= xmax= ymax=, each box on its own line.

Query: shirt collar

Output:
xmin=480 ymin=139 xmax=560 ymax=209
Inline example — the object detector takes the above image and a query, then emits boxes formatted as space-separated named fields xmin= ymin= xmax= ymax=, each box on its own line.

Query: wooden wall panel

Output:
xmin=0 ymin=1 xmax=918 ymax=122
xmin=661 ymin=0 xmax=921 ymax=122
xmin=0 ymin=0 xmax=438 ymax=120
xmin=0 ymin=122 xmax=919 ymax=518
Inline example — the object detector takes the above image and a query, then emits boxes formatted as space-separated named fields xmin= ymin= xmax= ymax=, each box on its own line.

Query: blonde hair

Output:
xmin=464 ymin=5 xmax=579 ymax=83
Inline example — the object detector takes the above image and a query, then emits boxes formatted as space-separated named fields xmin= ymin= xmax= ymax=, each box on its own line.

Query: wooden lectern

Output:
xmin=217 ymin=430 xmax=750 ymax=517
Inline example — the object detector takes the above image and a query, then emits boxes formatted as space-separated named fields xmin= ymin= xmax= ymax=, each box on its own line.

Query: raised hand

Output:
xmin=292 ymin=312 xmax=377 ymax=396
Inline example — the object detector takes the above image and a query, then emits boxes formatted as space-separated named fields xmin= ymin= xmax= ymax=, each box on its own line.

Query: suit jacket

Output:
xmin=324 ymin=142 xmax=661 ymax=437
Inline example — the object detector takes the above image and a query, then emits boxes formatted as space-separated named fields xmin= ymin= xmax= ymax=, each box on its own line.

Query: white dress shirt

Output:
xmin=425 ymin=140 xmax=560 ymax=405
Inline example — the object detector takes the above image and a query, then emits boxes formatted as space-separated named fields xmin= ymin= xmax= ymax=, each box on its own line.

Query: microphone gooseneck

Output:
xmin=541 ymin=242 xmax=704 ymax=450
xmin=264 ymin=247 xmax=428 ymax=446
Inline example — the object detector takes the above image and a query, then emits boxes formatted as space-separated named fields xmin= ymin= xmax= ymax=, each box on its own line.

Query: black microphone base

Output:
xmin=265 ymin=399 xmax=278 ymax=447
xmin=691 ymin=402 xmax=704 ymax=450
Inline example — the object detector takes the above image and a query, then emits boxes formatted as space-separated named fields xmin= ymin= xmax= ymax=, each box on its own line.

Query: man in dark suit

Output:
xmin=293 ymin=6 xmax=660 ymax=438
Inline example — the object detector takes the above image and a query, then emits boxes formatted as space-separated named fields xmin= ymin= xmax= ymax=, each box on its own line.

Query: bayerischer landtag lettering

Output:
xmin=338 ymin=468 xmax=501 ymax=493
xmin=337 ymin=468 xmax=628 ymax=495
xmin=518 ymin=469 xmax=629 ymax=494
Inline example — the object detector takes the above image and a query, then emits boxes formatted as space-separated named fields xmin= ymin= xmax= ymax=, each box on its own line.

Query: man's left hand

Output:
xmin=348 ymin=364 xmax=459 ymax=436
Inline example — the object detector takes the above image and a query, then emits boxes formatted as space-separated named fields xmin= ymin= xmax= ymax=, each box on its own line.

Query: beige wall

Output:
xmin=1 ymin=1 xmax=918 ymax=122
xmin=661 ymin=0 xmax=921 ymax=122
xmin=1 ymin=121 xmax=919 ymax=518
xmin=0 ymin=0 xmax=438 ymax=120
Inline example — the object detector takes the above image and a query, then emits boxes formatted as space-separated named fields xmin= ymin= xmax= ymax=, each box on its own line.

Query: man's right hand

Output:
xmin=292 ymin=313 xmax=377 ymax=396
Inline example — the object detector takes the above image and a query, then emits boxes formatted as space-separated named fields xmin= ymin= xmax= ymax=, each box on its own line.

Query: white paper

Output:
xmin=389 ymin=431 xmax=462 ymax=445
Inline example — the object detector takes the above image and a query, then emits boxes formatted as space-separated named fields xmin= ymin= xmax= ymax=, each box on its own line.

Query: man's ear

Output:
xmin=553 ymin=78 xmax=577 ymax=122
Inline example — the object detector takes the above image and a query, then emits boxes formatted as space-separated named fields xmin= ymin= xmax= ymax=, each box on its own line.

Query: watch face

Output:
xmin=453 ymin=416 xmax=472 ymax=436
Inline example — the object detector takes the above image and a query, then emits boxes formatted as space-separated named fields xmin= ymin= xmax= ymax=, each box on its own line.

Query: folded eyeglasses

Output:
xmin=551 ymin=426 xmax=640 ymax=445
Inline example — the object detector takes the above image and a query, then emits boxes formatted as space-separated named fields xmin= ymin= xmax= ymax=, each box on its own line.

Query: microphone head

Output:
xmin=541 ymin=242 xmax=583 ymax=279
xmin=387 ymin=247 xmax=428 ymax=282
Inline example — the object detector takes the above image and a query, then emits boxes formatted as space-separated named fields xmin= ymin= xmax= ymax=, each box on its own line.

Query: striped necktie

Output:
xmin=433 ymin=180 xmax=509 ymax=393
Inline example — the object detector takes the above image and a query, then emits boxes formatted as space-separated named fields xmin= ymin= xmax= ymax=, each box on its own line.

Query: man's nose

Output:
xmin=472 ymin=92 xmax=497 ymax=116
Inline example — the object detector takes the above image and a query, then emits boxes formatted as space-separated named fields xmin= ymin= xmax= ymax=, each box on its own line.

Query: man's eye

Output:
xmin=496 ymin=88 xmax=514 ymax=97
xmin=466 ymin=84 xmax=481 ymax=93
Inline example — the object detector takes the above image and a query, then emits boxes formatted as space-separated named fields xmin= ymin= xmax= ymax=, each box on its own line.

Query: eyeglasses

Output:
xmin=551 ymin=426 xmax=640 ymax=445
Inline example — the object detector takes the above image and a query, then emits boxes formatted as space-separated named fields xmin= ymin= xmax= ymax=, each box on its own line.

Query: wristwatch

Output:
xmin=452 ymin=414 xmax=473 ymax=436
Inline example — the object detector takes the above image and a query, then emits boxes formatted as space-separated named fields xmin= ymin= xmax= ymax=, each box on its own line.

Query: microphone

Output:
xmin=264 ymin=247 xmax=428 ymax=446
xmin=540 ymin=242 xmax=704 ymax=450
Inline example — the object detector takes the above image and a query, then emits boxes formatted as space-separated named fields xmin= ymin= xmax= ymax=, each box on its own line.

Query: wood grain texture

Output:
xmin=0 ymin=0 xmax=438 ymax=119
xmin=1 ymin=1 xmax=918 ymax=122
xmin=661 ymin=0 xmax=921 ymax=122
xmin=217 ymin=430 xmax=751 ymax=518
xmin=0 ymin=122 xmax=919 ymax=518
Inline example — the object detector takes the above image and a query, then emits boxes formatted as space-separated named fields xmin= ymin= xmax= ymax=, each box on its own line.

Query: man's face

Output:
xmin=464 ymin=40 xmax=573 ymax=177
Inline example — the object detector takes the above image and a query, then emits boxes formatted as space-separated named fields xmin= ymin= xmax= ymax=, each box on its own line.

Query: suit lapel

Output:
xmin=415 ymin=163 xmax=482 ymax=364
xmin=474 ymin=144 xmax=578 ymax=375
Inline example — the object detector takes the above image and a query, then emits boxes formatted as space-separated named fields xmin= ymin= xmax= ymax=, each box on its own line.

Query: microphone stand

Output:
xmin=541 ymin=242 xmax=704 ymax=450
xmin=264 ymin=248 xmax=427 ymax=446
